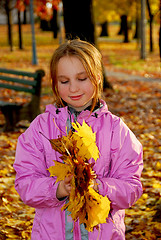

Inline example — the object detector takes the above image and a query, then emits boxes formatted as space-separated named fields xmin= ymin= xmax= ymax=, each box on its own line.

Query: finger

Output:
xmin=64 ymin=183 xmax=72 ymax=194
xmin=64 ymin=174 xmax=73 ymax=184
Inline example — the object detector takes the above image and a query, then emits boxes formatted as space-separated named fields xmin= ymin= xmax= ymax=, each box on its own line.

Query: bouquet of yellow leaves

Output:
xmin=48 ymin=120 xmax=111 ymax=232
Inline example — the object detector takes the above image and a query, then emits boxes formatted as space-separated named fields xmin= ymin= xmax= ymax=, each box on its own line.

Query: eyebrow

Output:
xmin=77 ymin=71 xmax=87 ymax=76
xmin=57 ymin=75 xmax=68 ymax=80
xmin=57 ymin=71 xmax=87 ymax=79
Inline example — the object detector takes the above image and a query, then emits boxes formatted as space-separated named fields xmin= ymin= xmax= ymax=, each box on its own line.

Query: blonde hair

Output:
xmin=50 ymin=39 xmax=103 ymax=111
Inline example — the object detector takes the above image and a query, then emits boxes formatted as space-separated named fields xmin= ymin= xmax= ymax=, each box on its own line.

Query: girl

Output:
xmin=14 ymin=39 xmax=143 ymax=240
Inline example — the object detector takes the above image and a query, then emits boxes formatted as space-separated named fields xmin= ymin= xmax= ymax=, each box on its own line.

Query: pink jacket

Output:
xmin=14 ymin=100 xmax=143 ymax=240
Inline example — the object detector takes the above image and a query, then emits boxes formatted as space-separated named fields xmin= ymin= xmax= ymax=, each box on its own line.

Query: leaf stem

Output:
xmin=39 ymin=131 xmax=63 ymax=153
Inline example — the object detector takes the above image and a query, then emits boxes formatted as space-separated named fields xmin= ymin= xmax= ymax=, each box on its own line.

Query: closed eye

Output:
xmin=78 ymin=77 xmax=87 ymax=81
xmin=61 ymin=80 xmax=69 ymax=84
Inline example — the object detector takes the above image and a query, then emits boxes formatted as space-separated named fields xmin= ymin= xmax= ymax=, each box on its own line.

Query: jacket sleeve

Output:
xmin=13 ymin=117 xmax=65 ymax=209
xmin=97 ymin=118 xmax=143 ymax=210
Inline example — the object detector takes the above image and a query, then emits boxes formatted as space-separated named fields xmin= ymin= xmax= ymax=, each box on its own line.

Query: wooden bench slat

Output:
xmin=0 ymin=68 xmax=37 ymax=78
xmin=0 ymin=101 xmax=21 ymax=106
xmin=0 ymin=75 xmax=37 ymax=86
xmin=0 ymin=68 xmax=45 ymax=131
xmin=0 ymin=83 xmax=35 ymax=93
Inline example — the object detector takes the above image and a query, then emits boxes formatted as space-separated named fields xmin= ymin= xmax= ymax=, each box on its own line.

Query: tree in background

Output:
xmin=159 ymin=3 xmax=160 ymax=60
xmin=100 ymin=21 xmax=109 ymax=37
xmin=93 ymin=0 xmax=135 ymax=43
xmin=117 ymin=15 xmax=129 ymax=42
xmin=93 ymin=0 xmax=119 ymax=38
xmin=36 ymin=0 xmax=53 ymax=31
xmin=146 ymin=0 xmax=159 ymax=52
xmin=0 ymin=0 xmax=30 ymax=51
xmin=62 ymin=0 xmax=95 ymax=44
xmin=133 ymin=0 xmax=140 ymax=40
xmin=0 ymin=0 xmax=16 ymax=51
xmin=94 ymin=0 xmax=160 ymax=57
xmin=16 ymin=0 xmax=59 ymax=38
xmin=16 ymin=0 xmax=30 ymax=49
xmin=50 ymin=5 xmax=58 ymax=38
xmin=112 ymin=0 xmax=134 ymax=43
xmin=3 ymin=0 xmax=160 ymax=62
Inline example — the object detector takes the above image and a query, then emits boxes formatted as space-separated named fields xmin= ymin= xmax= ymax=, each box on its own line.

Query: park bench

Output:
xmin=0 ymin=68 xmax=45 ymax=131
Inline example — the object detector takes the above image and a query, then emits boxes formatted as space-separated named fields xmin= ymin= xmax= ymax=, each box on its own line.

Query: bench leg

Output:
xmin=1 ymin=105 xmax=22 ymax=131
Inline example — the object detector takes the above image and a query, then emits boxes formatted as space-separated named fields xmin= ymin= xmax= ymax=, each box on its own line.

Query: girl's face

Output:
xmin=57 ymin=56 xmax=95 ymax=111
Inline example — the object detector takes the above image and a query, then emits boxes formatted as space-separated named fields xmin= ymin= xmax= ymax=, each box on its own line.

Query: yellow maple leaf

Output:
xmin=48 ymin=160 xmax=72 ymax=183
xmin=72 ymin=121 xmax=99 ymax=161
xmin=84 ymin=187 xmax=111 ymax=231
xmin=63 ymin=186 xmax=111 ymax=232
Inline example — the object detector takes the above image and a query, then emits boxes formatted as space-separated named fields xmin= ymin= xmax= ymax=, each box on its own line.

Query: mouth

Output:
xmin=69 ymin=94 xmax=83 ymax=100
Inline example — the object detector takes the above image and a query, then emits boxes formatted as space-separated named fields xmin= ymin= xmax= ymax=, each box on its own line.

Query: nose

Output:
xmin=69 ymin=81 xmax=79 ymax=93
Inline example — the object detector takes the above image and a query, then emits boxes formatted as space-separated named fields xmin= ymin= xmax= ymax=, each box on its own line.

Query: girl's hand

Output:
xmin=56 ymin=175 xmax=73 ymax=199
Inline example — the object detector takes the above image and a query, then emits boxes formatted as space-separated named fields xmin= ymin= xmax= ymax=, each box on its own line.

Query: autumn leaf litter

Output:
xmin=0 ymin=73 xmax=161 ymax=239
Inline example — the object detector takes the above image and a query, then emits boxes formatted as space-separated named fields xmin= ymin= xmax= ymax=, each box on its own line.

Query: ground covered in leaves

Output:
xmin=0 ymin=77 xmax=161 ymax=239
xmin=105 ymin=78 xmax=161 ymax=239
xmin=0 ymin=23 xmax=161 ymax=239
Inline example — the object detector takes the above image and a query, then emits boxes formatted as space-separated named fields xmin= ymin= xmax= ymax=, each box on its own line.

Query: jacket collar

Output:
xmin=45 ymin=99 xmax=108 ymax=123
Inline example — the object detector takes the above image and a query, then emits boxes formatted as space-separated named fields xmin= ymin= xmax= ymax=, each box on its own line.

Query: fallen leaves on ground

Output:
xmin=0 ymin=77 xmax=161 ymax=238
xmin=0 ymin=131 xmax=35 ymax=239
xmin=104 ymin=78 xmax=161 ymax=240
xmin=1 ymin=77 xmax=161 ymax=239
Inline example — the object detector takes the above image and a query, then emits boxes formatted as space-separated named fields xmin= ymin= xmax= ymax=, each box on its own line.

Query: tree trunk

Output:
xmin=18 ymin=10 xmax=23 ymax=49
xmin=146 ymin=0 xmax=153 ymax=52
xmin=141 ymin=0 xmax=146 ymax=59
xmin=30 ymin=0 xmax=38 ymax=65
xmin=100 ymin=21 xmax=109 ymax=37
xmin=159 ymin=27 xmax=161 ymax=60
xmin=118 ymin=15 xmax=124 ymax=35
xmin=62 ymin=0 xmax=95 ymax=44
xmin=123 ymin=15 xmax=129 ymax=43
xmin=133 ymin=17 xmax=139 ymax=39
xmin=118 ymin=15 xmax=129 ymax=42
xmin=5 ymin=0 xmax=13 ymax=51
xmin=23 ymin=8 xmax=27 ymax=24
xmin=149 ymin=16 xmax=153 ymax=52
xmin=159 ymin=4 xmax=161 ymax=62
xmin=51 ymin=8 xmax=58 ymax=39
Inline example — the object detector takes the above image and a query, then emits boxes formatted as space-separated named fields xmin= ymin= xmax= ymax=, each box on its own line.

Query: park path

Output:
xmin=105 ymin=69 xmax=161 ymax=82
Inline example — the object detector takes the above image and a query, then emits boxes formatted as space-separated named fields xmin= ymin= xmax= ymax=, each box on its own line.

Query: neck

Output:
xmin=68 ymin=99 xmax=93 ymax=112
